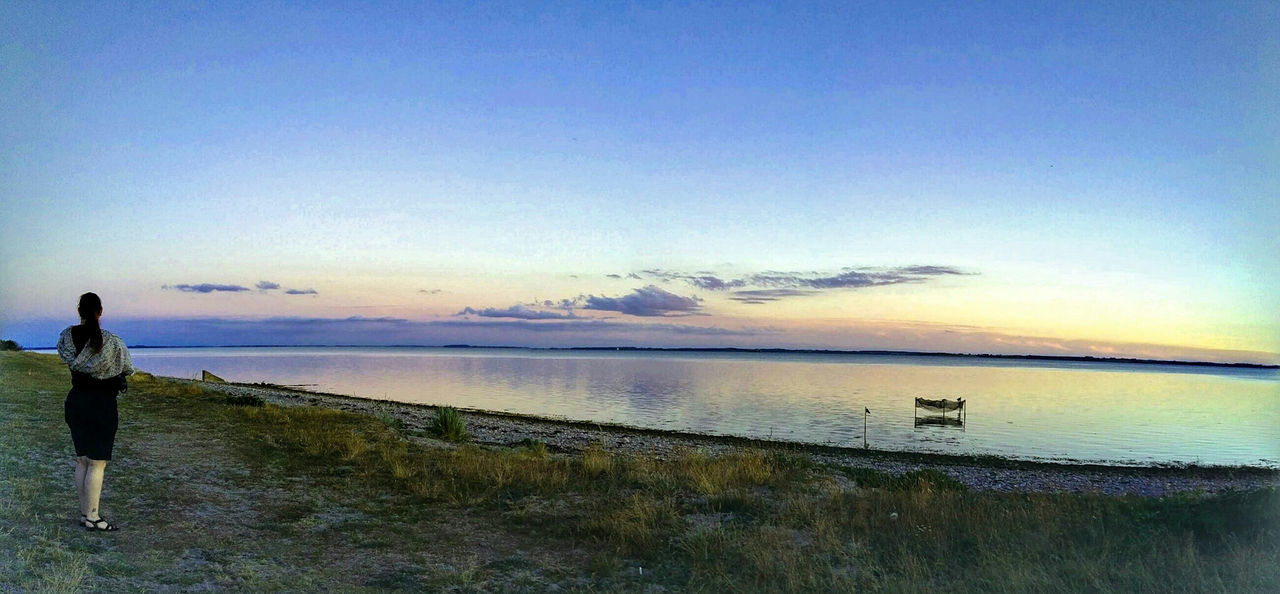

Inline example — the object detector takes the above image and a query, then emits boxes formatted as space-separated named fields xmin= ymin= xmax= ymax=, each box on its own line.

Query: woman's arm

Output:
xmin=112 ymin=334 xmax=135 ymax=376
xmin=56 ymin=328 xmax=76 ymax=364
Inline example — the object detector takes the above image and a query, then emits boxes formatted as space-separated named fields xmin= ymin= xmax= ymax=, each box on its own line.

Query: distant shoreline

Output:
xmin=39 ymin=343 xmax=1278 ymax=370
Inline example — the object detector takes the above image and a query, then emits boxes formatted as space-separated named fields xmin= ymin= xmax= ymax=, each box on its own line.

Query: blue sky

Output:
xmin=2 ymin=2 xmax=1277 ymax=362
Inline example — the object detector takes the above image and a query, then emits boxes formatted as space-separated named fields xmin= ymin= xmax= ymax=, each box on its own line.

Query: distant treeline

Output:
xmin=0 ymin=339 xmax=22 ymax=351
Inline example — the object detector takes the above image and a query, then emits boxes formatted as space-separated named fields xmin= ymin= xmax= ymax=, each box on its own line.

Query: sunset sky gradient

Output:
xmin=2 ymin=2 xmax=1277 ymax=363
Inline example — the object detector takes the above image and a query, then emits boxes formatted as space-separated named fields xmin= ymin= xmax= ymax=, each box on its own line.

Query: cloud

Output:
xmin=728 ymin=289 xmax=820 ymax=302
xmin=429 ymin=318 xmax=766 ymax=336
xmin=455 ymin=305 xmax=580 ymax=320
xmin=634 ymin=265 xmax=973 ymax=301
xmin=419 ymin=289 xmax=443 ymax=295
xmin=749 ymin=266 xmax=970 ymax=290
xmin=538 ymin=297 xmax=584 ymax=310
xmin=626 ymin=272 xmax=642 ymax=280
xmin=605 ymin=274 xmax=623 ymax=279
xmin=640 ymin=269 xmax=680 ymax=283
xmin=285 ymin=288 xmax=318 ymax=295
xmin=255 ymin=281 xmax=280 ymax=291
xmin=687 ymin=276 xmax=748 ymax=290
xmin=584 ymin=285 xmax=703 ymax=317
xmin=163 ymin=283 xmax=250 ymax=293
xmin=893 ymin=265 xmax=969 ymax=276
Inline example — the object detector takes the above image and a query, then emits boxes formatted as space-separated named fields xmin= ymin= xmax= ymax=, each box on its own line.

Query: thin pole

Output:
xmin=863 ymin=407 xmax=869 ymax=449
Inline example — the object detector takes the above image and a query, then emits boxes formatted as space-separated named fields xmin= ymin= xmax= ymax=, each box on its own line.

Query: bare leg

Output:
xmin=84 ymin=459 xmax=107 ymax=521
xmin=75 ymin=456 xmax=89 ymax=517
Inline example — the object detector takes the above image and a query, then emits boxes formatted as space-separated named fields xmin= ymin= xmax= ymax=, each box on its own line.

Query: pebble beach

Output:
xmin=199 ymin=379 xmax=1278 ymax=497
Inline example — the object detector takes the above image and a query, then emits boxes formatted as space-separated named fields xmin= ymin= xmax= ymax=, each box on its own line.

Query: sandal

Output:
xmin=83 ymin=516 xmax=119 ymax=532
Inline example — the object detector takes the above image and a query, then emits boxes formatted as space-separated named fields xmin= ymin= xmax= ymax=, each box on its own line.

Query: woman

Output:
xmin=56 ymin=292 xmax=134 ymax=532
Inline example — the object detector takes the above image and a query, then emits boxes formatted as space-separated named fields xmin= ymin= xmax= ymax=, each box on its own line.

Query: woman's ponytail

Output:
xmin=77 ymin=292 xmax=104 ymax=353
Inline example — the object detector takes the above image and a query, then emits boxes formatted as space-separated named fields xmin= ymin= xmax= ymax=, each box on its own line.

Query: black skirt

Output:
xmin=64 ymin=373 xmax=121 ymax=461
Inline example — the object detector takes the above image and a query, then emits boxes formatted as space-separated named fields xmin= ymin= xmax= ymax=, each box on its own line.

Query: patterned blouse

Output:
xmin=57 ymin=327 xmax=135 ymax=380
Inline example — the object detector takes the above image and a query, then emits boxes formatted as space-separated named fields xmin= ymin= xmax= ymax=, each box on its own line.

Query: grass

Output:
xmin=839 ymin=466 xmax=968 ymax=492
xmin=428 ymin=406 xmax=470 ymax=442
xmin=515 ymin=438 xmax=549 ymax=458
xmin=1 ymin=350 xmax=1277 ymax=592
xmin=225 ymin=394 xmax=265 ymax=407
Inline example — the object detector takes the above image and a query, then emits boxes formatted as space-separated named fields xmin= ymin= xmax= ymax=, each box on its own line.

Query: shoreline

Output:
xmin=7 ymin=351 xmax=1279 ymax=590
xmin=189 ymin=377 xmax=1279 ymax=497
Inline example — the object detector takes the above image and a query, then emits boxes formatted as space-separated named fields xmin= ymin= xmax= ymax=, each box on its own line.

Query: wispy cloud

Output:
xmin=431 ymin=318 xmax=765 ymax=336
xmin=419 ymin=289 xmax=443 ymax=295
xmin=632 ymin=265 xmax=973 ymax=301
xmin=456 ymin=305 xmax=580 ymax=320
xmin=688 ymin=275 xmax=748 ymax=290
xmin=164 ymin=281 xmax=319 ymax=295
xmin=584 ymin=285 xmax=703 ymax=317
xmin=893 ymin=265 xmax=969 ymax=276
xmin=771 ymin=266 xmax=968 ymax=289
xmin=728 ymin=289 xmax=820 ymax=303
xmin=163 ymin=283 xmax=250 ymax=293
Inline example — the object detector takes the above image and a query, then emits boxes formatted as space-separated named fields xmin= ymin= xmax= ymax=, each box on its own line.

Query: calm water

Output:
xmin=121 ymin=347 xmax=1279 ymax=467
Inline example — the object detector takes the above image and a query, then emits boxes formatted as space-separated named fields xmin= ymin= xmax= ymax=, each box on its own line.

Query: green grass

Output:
xmin=428 ymin=406 xmax=470 ymax=442
xmin=1 ymin=351 xmax=1277 ymax=592
xmin=516 ymin=438 xmax=549 ymax=458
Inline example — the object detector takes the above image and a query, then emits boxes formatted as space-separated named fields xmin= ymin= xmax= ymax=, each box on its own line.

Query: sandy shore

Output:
xmin=192 ymin=379 xmax=1278 ymax=497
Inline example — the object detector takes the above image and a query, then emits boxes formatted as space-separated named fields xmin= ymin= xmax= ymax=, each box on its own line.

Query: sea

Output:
xmin=100 ymin=346 xmax=1279 ymax=467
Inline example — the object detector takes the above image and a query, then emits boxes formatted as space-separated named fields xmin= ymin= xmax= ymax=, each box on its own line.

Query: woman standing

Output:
xmin=56 ymin=292 xmax=134 ymax=532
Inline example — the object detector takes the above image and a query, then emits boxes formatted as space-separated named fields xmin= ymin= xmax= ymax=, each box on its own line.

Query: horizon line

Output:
xmin=20 ymin=343 xmax=1280 ymax=370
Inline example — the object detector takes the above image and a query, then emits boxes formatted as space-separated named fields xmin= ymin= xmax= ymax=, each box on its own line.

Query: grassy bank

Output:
xmin=247 ymin=380 xmax=1280 ymax=479
xmin=2 ymin=351 xmax=1277 ymax=592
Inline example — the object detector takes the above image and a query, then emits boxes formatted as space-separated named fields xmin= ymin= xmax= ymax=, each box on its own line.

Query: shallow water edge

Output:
xmin=187 ymin=377 xmax=1280 ymax=496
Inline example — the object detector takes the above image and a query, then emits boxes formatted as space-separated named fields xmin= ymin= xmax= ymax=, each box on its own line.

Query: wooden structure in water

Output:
xmin=914 ymin=397 xmax=965 ymax=428
xmin=201 ymin=370 xmax=226 ymax=383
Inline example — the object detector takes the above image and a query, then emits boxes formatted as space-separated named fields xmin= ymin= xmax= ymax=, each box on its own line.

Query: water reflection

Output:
xmin=126 ymin=347 xmax=1280 ymax=466
xmin=914 ymin=416 xmax=965 ymax=429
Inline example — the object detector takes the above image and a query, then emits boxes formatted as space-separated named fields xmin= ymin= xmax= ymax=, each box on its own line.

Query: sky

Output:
xmin=1 ymin=1 xmax=1277 ymax=363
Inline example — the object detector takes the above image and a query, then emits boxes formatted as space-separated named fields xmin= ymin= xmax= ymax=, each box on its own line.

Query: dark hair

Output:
xmin=77 ymin=292 xmax=104 ymax=353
